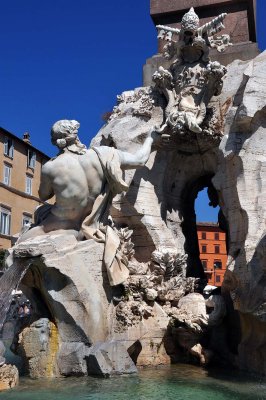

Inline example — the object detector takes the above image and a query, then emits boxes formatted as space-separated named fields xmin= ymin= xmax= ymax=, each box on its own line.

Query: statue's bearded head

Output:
xmin=51 ymin=120 xmax=80 ymax=149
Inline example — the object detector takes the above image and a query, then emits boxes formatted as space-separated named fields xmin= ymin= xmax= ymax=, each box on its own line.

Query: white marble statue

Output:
xmin=154 ymin=7 xmax=230 ymax=138
xmin=18 ymin=119 xmax=158 ymax=285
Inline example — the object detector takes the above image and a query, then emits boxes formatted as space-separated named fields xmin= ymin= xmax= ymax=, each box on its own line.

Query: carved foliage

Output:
xmin=115 ymin=247 xmax=201 ymax=328
xmin=150 ymin=248 xmax=187 ymax=281
xmin=108 ymin=88 xmax=155 ymax=122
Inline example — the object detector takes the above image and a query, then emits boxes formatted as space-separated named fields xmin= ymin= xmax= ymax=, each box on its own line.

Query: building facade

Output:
xmin=197 ymin=222 xmax=227 ymax=286
xmin=0 ymin=127 xmax=50 ymax=249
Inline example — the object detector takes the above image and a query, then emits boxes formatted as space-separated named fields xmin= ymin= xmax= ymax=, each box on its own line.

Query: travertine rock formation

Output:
xmin=13 ymin=234 xmax=112 ymax=376
xmin=91 ymin=51 xmax=266 ymax=375
xmin=12 ymin=231 xmax=209 ymax=375
xmin=16 ymin=318 xmax=59 ymax=378
xmin=0 ymin=364 xmax=19 ymax=391
xmin=213 ymin=51 xmax=266 ymax=374
xmin=0 ymin=340 xmax=19 ymax=391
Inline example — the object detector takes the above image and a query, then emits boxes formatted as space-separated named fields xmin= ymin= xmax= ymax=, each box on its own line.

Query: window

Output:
xmin=216 ymin=275 xmax=221 ymax=283
xmin=4 ymin=137 xmax=14 ymax=158
xmin=27 ymin=150 xmax=36 ymax=169
xmin=22 ymin=214 xmax=32 ymax=228
xmin=3 ymin=164 xmax=11 ymax=186
xmin=215 ymin=232 xmax=219 ymax=240
xmin=214 ymin=245 xmax=220 ymax=254
xmin=202 ymin=245 xmax=207 ymax=253
xmin=214 ymin=260 xmax=222 ymax=269
xmin=0 ymin=207 xmax=11 ymax=235
xmin=202 ymin=260 xmax=207 ymax=270
xmin=25 ymin=175 xmax=32 ymax=195
xmin=202 ymin=232 xmax=206 ymax=239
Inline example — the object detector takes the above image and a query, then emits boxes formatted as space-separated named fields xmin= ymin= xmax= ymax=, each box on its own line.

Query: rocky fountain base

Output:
xmin=6 ymin=233 xmax=224 ymax=378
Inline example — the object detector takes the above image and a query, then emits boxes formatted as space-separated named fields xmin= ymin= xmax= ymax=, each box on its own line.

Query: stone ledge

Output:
xmin=143 ymin=42 xmax=260 ymax=87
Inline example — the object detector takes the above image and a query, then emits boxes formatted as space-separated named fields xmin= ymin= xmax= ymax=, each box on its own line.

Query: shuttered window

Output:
xmin=27 ymin=150 xmax=36 ymax=169
xmin=4 ymin=137 xmax=14 ymax=158
xmin=3 ymin=164 xmax=11 ymax=186
xmin=0 ymin=207 xmax=11 ymax=235
xmin=25 ymin=175 xmax=32 ymax=195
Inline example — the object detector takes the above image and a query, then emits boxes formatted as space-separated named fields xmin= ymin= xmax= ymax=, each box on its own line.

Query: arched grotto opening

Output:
xmin=180 ymin=174 xmax=229 ymax=281
xmin=179 ymin=175 xmax=242 ymax=361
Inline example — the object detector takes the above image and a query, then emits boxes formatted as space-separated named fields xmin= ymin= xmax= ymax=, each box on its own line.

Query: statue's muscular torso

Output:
xmin=18 ymin=131 xmax=154 ymax=241
xmin=39 ymin=148 xmax=107 ymax=226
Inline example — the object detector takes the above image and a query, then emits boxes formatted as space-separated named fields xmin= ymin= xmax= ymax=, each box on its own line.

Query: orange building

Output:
xmin=197 ymin=222 xmax=227 ymax=287
xmin=0 ymin=127 xmax=50 ymax=250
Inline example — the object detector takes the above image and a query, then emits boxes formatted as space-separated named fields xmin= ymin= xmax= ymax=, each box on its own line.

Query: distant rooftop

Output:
xmin=0 ymin=126 xmax=50 ymax=160
xmin=197 ymin=222 xmax=219 ymax=227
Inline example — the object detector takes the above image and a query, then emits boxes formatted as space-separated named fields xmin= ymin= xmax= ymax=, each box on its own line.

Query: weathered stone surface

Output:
xmin=205 ymin=294 xmax=227 ymax=326
xmin=0 ymin=364 xmax=19 ymax=391
xmin=113 ymin=302 xmax=171 ymax=367
xmin=57 ymin=342 xmax=89 ymax=376
xmin=143 ymin=42 xmax=260 ymax=87
xmin=92 ymin=87 xmax=217 ymax=276
xmin=213 ymin=50 xmax=266 ymax=374
xmin=12 ymin=235 xmax=113 ymax=377
xmin=16 ymin=318 xmax=59 ymax=378
xmin=86 ymin=341 xmax=137 ymax=377
xmin=14 ymin=233 xmax=176 ymax=374
xmin=92 ymin=51 xmax=266 ymax=375
xmin=178 ymin=293 xmax=206 ymax=316
xmin=91 ymin=87 xmax=177 ymax=262
xmin=19 ymin=235 xmax=111 ymax=345
xmin=0 ymin=342 xmax=5 ymax=367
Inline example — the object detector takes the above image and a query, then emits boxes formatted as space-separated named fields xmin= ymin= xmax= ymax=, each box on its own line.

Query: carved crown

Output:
xmin=181 ymin=7 xmax=199 ymax=32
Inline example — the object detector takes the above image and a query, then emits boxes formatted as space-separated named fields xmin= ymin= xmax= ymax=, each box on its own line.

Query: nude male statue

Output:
xmin=20 ymin=119 xmax=157 ymax=242
xmin=0 ymin=119 xmax=159 ymax=333
xmin=17 ymin=119 xmax=158 ymax=285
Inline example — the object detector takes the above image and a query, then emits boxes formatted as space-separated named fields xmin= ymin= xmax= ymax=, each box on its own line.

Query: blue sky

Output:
xmin=0 ymin=0 xmax=265 ymax=222
xmin=0 ymin=1 xmax=156 ymax=155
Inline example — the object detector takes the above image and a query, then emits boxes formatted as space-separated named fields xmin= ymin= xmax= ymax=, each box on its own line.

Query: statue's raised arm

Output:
xmin=117 ymin=128 xmax=158 ymax=169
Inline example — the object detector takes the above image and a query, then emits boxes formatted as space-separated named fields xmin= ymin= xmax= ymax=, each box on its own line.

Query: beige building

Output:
xmin=0 ymin=127 xmax=50 ymax=249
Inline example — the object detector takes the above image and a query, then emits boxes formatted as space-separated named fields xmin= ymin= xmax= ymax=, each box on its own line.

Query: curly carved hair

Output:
xmin=51 ymin=120 xmax=80 ymax=149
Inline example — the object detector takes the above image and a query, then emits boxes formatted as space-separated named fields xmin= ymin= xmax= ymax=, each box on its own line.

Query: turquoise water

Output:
xmin=0 ymin=365 xmax=265 ymax=400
